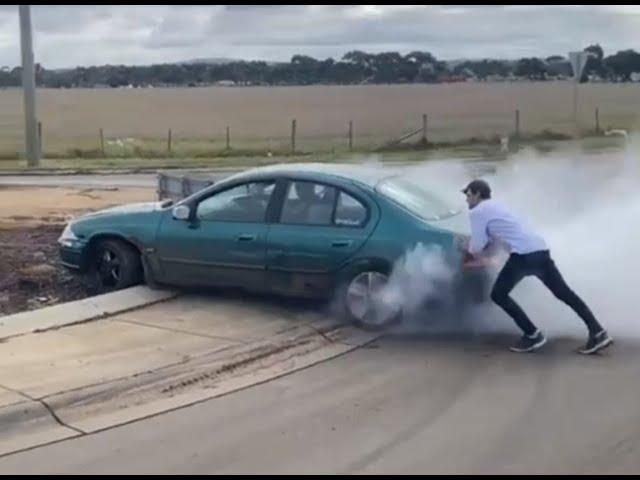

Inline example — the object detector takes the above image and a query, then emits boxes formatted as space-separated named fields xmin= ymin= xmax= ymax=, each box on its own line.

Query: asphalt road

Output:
xmin=0 ymin=333 xmax=635 ymax=475
xmin=0 ymin=174 xmax=159 ymax=189
xmin=0 ymin=160 xmax=497 ymax=189
xmin=0 ymin=171 xmax=238 ymax=189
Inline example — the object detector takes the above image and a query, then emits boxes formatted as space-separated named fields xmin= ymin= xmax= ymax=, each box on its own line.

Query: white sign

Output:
xmin=568 ymin=51 xmax=592 ymax=82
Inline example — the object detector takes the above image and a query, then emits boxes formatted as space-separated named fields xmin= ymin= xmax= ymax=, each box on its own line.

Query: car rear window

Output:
xmin=376 ymin=176 xmax=463 ymax=221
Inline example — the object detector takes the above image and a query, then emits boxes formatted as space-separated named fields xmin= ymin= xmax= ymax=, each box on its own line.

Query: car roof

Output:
xmin=222 ymin=162 xmax=397 ymax=190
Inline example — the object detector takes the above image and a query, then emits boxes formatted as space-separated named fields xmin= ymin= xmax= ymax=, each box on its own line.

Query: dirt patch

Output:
xmin=0 ymin=185 xmax=156 ymax=316
xmin=0 ymin=186 xmax=154 ymax=228
xmin=0 ymin=224 xmax=91 ymax=316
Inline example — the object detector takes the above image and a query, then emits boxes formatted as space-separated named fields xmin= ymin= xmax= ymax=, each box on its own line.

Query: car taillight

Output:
xmin=453 ymin=234 xmax=469 ymax=252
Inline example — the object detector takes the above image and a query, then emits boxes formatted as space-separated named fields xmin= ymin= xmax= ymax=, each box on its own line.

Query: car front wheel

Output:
xmin=88 ymin=239 xmax=142 ymax=293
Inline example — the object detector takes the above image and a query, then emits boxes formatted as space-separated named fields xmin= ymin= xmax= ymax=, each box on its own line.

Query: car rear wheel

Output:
xmin=89 ymin=239 xmax=142 ymax=293
xmin=341 ymin=270 xmax=402 ymax=330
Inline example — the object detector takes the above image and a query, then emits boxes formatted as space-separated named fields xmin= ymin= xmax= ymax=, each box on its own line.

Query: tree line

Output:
xmin=2 ymin=44 xmax=640 ymax=88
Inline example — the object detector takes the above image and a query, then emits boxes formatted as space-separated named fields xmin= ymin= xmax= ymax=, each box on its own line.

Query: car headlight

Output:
xmin=58 ymin=222 xmax=80 ymax=247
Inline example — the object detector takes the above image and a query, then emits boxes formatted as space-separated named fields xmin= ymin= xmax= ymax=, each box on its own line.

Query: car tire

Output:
xmin=336 ymin=266 xmax=402 ymax=331
xmin=88 ymin=239 xmax=142 ymax=294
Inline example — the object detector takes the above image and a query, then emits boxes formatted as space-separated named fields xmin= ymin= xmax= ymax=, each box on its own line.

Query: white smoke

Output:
xmin=379 ymin=243 xmax=457 ymax=316
xmin=487 ymin=139 xmax=640 ymax=339
xmin=356 ymin=137 xmax=640 ymax=339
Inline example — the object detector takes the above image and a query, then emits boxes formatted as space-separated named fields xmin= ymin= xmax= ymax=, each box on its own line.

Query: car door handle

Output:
xmin=331 ymin=240 xmax=352 ymax=248
xmin=236 ymin=234 xmax=256 ymax=242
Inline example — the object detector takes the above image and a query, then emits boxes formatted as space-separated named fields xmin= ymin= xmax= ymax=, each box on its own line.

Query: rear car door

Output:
xmin=266 ymin=179 xmax=378 ymax=296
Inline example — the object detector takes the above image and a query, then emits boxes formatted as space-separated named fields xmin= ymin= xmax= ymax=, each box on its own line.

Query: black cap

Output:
xmin=462 ymin=179 xmax=491 ymax=199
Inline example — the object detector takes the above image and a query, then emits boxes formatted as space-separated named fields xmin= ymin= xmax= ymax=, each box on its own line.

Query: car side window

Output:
xmin=280 ymin=181 xmax=337 ymax=226
xmin=335 ymin=191 xmax=368 ymax=227
xmin=196 ymin=181 xmax=275 ymax=223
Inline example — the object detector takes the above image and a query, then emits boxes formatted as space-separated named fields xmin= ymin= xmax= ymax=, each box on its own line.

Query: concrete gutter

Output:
xmin=0 ymin=286 xmax=178 ymax=341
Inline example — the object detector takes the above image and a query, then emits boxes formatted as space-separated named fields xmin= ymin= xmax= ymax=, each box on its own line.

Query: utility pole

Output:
xmin=19 ymin=5 xmax=40 ymax=166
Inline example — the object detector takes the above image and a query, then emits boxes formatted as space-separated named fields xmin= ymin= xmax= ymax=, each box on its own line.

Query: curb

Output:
xmin=0 ymin=286 xmax=178 ymax=341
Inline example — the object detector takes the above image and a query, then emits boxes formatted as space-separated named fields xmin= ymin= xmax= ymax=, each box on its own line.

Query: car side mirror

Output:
xmin=172 ymin=205 xmax=191 ymax=221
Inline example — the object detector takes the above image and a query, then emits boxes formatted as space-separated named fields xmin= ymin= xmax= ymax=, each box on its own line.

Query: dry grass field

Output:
xmin=1 ymin=82 xmax=639 ymax=159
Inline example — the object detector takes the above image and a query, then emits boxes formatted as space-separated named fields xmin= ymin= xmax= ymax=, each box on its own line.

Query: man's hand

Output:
xmin=462 ymin=240 xmax=504 ymax=268
xmin=455 ymin=236 xmax=470 ymax=252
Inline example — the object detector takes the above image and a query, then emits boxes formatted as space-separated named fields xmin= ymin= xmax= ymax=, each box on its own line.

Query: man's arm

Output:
xmin=468 ymin=211 xmax=490 ymax=257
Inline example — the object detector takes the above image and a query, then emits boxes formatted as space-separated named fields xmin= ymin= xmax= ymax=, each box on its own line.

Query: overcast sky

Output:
xmin=1 ymin=5 xmax=639 ymax=69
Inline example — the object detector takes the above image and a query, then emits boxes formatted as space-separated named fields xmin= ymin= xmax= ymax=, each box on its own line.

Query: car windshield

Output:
xmin=375 ymin=176 xmax=464 ymax=221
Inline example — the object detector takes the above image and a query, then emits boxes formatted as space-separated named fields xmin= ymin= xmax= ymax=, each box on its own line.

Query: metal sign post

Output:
xmin=568 ymin=51 xmax=591 ymax=137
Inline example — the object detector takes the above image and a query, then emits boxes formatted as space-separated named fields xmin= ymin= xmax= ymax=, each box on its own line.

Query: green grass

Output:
xmin=0 ymin=129 xmax=629 ymax=173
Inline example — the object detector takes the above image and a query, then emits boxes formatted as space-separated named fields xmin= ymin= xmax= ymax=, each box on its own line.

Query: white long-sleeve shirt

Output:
xmin=468 ymin=199 xmax=547 ymax=256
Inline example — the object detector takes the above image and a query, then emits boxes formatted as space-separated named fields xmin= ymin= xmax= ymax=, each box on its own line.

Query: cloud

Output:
xmin=0 ymin=5 xmax=637 ymax=68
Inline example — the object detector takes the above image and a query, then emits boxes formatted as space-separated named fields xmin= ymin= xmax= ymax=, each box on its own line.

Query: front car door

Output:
xmin=155 ymin=180 xmax=276 ymax=290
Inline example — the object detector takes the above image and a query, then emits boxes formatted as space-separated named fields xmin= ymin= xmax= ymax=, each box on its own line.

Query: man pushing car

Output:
xmin=462 ymin=179 xmax=612 ymax=354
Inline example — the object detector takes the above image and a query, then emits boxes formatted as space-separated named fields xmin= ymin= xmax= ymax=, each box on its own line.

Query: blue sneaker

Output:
xmin=578 ymin=330 xmax=613 ymax=355
xmin=509 ymin=330 xmax=547 ymax=353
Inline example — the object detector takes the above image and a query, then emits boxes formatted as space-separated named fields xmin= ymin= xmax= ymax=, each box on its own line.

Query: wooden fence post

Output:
xmin=37 ymin=121 xmax=42 ymax=156
xmin=422 ymin=114 xmax=428 ymax=144
xmin=291 ymin=119 xmax=297 ymax=152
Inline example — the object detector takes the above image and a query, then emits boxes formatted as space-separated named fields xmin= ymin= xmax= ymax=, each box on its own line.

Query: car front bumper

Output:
xmin=58 ymin=240 xmax=88 ymax=272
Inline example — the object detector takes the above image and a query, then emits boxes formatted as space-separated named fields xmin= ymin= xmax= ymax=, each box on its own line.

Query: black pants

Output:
xmin=490 ymin=250 xmax=603 ymax=336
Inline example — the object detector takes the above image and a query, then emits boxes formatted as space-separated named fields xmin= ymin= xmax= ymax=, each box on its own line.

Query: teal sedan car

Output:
xmin=58 ymin=163 xmax=489 ymax=329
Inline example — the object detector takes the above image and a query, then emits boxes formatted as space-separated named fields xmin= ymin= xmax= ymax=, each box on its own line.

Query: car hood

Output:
xmin=74 ymin=201 xmax=166 ymax=221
